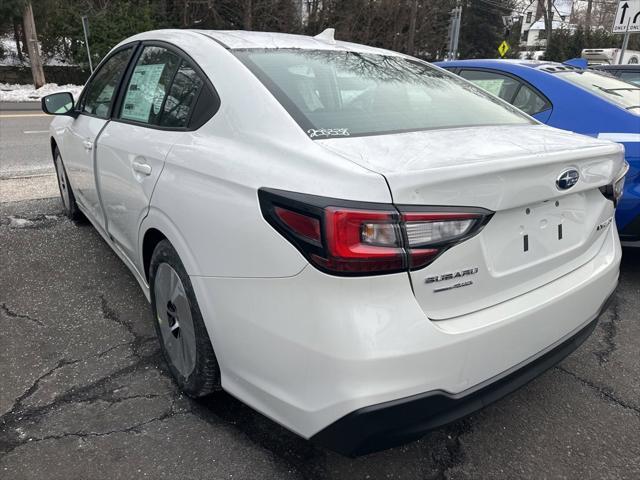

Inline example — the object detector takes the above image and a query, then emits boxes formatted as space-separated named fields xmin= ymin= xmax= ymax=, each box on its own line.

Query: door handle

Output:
xmin=132 ymin=161 xmax=152 ymax=176
xmin=83 ymin=140 xmax=93 ymax=150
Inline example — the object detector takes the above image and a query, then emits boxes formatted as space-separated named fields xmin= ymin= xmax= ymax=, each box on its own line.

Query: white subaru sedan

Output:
xmin=42 ymin=29 xmax=626 ymax=456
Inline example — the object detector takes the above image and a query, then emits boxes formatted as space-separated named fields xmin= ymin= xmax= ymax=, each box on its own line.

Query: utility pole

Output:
xmin=81 ymin=16 xmax=93 ymax=73
xmin=619 ymin=18 xmax=631 ymax=64
xmin=447 ymin=2 xmax=462 ymax=60
xmin=22 ymin=1 xmax=45 ymax=88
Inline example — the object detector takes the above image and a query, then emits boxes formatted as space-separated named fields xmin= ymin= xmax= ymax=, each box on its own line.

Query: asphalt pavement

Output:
xmin=0 ymin=102 xmax=53 ymax=179
xmin=0 ymin=107 xmax=639 ymax=479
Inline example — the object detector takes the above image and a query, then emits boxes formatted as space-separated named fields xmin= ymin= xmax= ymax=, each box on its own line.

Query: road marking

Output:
xmin=0 ymin=113 xmax=48 ymax=118
xmin=0 ymin=172 xmax=55 ymax=180
xmin=23 ymin=130 xmax=49 ymax=134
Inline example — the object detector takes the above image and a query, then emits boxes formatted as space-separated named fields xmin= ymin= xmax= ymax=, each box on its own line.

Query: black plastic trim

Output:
xmin=620 ymin=214 xmax=640 ymax=242
xmin=311 ymin=291 xmax=615 ymax=457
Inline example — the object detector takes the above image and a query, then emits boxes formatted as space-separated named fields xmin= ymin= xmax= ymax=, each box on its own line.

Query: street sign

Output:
xmin=498 ymin=40 xmax=510 ymax=58
xmin=613 ymin=0 xmax=640 ymax=33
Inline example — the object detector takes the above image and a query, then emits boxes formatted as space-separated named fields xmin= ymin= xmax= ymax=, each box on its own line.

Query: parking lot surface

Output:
xmin=0 ymin=108 xmax=639 ymax=479
xmin=0 ymin=193 xmax=638 ymax=479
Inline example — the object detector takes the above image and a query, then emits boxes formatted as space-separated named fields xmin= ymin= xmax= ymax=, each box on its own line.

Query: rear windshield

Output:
xmin=234 ymin=49 xmax=533 ymax=138
xmin=557 ymin=70 xmax=640 ymax=112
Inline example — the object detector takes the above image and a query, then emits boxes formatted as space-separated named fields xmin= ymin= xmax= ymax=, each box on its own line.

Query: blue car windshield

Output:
xmin=234 ymin=49 xmax=533 ymax=138
xmin=557 ymin=70 xmax=640 ymax=112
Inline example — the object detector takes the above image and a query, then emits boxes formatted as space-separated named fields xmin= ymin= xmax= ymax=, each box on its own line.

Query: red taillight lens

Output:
xmin=274 ymin=206 xmax=321 ymax=244
xmin=259 ymin=189 xmax=492 ymax=276
xmin=312 ymin=208 xmax=405 ymax=273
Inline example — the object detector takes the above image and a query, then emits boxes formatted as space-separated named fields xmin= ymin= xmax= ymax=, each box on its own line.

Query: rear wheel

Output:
xmin=149 ymin=240 xmax=221 ymax=397
xmin=53 ymin=148 xmax=83 ymax=221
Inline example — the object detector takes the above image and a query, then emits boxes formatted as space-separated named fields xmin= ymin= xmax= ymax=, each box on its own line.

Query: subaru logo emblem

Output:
xmin=556 ymin=169 xmax=579 ymax=190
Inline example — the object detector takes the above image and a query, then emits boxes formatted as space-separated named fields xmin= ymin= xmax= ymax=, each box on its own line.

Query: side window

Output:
xmin=512 ymin=84 xmax=551 ymax=115
xmin=82 ymin=48 xmax=133 ymax=118
xmin=119 ymin=46 xmax=181 ymax=124
xmin=459 ymin=69 xmax=520 ymax=103
xmin=159 ymin=61 xmax=205 ymax=127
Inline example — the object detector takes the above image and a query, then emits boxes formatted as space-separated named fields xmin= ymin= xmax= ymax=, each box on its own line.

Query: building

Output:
xmin=519 ymin=0 xmax=574 ymax=49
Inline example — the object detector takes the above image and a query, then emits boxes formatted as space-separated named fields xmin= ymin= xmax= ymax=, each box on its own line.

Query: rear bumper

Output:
xmin=311 ymin=293 xmax=613 ymax=456
xmin=191 ymin=224 xmax=620 ymax=453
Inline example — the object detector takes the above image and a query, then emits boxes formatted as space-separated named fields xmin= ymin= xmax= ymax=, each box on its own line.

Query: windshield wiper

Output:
xmin=594 ymin=84 xmax=640 ymax=95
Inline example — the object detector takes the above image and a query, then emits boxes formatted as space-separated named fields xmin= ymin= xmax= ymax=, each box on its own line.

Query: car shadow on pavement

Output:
xmin=195 ymin=391 xmax=468 ymax=478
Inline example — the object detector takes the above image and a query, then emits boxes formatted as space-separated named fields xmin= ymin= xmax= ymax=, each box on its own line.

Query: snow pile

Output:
xmin=0 ymin=82 xmax=83 ymax=102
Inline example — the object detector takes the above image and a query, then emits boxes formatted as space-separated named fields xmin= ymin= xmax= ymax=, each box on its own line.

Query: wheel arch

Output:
xmin=139 ymin=207 xmax=201 ymax=281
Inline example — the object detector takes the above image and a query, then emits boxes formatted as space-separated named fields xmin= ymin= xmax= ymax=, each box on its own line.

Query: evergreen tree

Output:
xmin=458 ymin=0 xmax=515 ymax=59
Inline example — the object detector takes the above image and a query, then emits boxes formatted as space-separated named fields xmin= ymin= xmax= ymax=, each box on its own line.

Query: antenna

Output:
xmin=314 ymin=28 xmax=336 ymax=45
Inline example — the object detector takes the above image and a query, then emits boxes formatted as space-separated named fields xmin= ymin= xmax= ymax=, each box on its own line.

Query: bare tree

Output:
xmin=244 ymin=0 xmax=253 ymax=29
xmin=407 ymin=0 xmax=418 ymax=55
xmin=12 ymin=20 xmax=23 ymax=62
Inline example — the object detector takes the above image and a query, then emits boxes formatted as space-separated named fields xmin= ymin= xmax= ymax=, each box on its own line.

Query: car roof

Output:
xmin=195 ymin=29 xmax=404 ymax=57
xmin=435 ymin=59 xmax=585 ymax=74
xmin=119 ymin=29 xmax=408 ymax=59
xmin=437 ymin=59 xmax=553 ymax=68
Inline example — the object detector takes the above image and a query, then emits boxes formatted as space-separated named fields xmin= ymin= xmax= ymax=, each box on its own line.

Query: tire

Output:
xmin=149 ymin=239 xmax=221 ymax=397
xmin=53 ymin=147 xmax=83 ymax=222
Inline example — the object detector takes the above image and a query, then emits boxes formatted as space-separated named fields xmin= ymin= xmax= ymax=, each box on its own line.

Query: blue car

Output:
xmin=435 ymin=59 xmax=640 ymax=245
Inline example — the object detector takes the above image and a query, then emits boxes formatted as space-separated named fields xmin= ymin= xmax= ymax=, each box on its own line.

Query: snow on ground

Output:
xmin=1 ymin=35 xmax=75 ymax=66
xmin=0 ymin=82 xmax=83 ymax=102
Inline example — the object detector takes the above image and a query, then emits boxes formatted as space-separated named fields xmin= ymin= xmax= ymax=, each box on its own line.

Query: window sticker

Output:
xmin=307 ymin=128 xmax=350 ymax=138
xmin=121 ymin=64 xmax=166 ymax=123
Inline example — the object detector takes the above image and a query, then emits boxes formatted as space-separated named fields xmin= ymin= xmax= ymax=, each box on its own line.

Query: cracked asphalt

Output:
xmin=0 ymin=194 xmax=639 ymax=479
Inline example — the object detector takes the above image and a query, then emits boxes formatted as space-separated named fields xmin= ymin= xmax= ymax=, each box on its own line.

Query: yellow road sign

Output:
xmin=498 ymin=40 xmax=510 ymax=58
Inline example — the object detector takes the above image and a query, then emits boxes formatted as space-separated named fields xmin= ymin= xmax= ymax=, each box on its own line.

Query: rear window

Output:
xmin=557 ymin=70 xmax=640 ymax=112
xmin=234 ymin=49 xmax=533 ymax=138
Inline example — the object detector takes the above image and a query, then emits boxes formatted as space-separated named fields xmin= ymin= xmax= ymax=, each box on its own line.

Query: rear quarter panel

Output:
xmin=141 ymin=31 xmax=392 ymax=278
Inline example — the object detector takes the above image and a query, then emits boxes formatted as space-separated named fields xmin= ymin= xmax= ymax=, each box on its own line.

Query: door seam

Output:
xmin=93 ymin=119 xmax=113 ymax=233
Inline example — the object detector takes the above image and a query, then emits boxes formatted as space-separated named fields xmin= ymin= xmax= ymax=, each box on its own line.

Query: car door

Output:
xmin=62 ymin=46 xmax=135 ymax=225
xmin=458 ymin=69 xmax=553 ymax=122
xmin=96 ymin=44 xmax=207 ymax=269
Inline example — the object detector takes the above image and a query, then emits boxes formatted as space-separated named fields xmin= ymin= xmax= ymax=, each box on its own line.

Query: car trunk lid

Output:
xmin=317 ymin=125 xmax=624 ymax=319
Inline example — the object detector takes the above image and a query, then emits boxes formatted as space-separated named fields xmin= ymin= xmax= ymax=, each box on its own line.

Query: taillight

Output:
xmin=600 ymin=161 xmax=629 ymax=207
xmin=259 ymin=188 xmax=492 ymax=276
xmin=400 ymin=210 xmax=487 ymax=270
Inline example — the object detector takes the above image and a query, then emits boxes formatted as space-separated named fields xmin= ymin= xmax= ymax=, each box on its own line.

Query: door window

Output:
xmin=119 ymin=46 xmax=181 ymax=124
xmin=82 ymin=48 xmax=133 ymax=118
xmin=159 ymin=61 xmax=205 ymax=127
xmin=459 ymin=69 xmax=520 ymax=102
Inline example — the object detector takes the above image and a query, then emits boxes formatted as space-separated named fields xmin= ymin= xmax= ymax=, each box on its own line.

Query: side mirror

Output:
xmin=41 ymin=92 xmax=76 ymax=116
